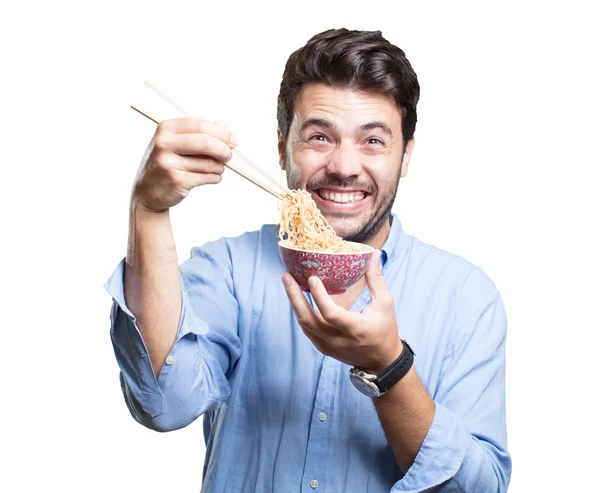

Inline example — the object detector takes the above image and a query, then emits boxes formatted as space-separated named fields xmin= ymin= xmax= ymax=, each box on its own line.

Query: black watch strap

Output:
xmin=374 ymin=340 xmax=415 ymax=393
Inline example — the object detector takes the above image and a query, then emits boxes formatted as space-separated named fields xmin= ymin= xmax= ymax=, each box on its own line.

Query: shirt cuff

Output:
xmin=104 ymin=259 xmax=210 ymax=418
xmin=391 ymin=402 xmax=470 ymax=492
xmin=104 ymin=258 xmax=136 ymax=320
xmin=104 ymin=259 xmax=162 ymax=416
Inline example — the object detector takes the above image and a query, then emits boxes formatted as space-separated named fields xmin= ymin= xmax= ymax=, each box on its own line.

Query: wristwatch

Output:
xmin=349 ymin=340 xmax=415 ymax=398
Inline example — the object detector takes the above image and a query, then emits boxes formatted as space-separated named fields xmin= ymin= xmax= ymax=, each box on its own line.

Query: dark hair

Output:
xmin=277 ymin=28 xmax=420 ymax=145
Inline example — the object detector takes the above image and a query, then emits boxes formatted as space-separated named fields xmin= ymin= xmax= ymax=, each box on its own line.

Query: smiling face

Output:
xmin=279 ymin=83 xmax=415 ymax=246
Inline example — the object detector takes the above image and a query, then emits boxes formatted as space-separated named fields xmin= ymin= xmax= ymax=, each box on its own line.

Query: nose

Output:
xmin=326 ymin=141 xmax=362 ymax=179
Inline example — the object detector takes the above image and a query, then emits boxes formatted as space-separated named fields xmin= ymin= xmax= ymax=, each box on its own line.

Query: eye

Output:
xmin=366 ymin=137 xmax=384 ymax=145
xmin=309 ymin=134 xmax=328 ymax=142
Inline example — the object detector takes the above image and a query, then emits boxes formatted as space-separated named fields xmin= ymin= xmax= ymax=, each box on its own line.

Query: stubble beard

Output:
xmin=285 ymin=157 xmax=403 ymax=244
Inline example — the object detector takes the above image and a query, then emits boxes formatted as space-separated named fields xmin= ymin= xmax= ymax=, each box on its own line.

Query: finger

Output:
xmin=282 ymin=273 xmax=322 ymax=330
xmin=308 ymin=276 xmax=358 ymax=328
xmin=158 ymin=117 xmax=236 ymax=147
xmin=186 ymin=172 xmax=223 ymax=187
xmin=172 ymin=155 xmax=225 ymax=175
xmin=157 ymin=132 xmax=233 ymax=163
xmin=364 ymin=249 xmax=393 ymax=306
xmin=172 ymin=168 xmax=223 ymax=188
xmin=298 ymin=322 xmax=331 ymax=355
xmin=283 ymin=275 xmax=344 ymax=349
xmin=214 ymin=121 xmax=239 ymax=148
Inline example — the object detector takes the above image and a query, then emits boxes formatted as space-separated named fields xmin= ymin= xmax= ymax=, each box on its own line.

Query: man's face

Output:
xmin=279 ymin=83 xmax=414 ymax=244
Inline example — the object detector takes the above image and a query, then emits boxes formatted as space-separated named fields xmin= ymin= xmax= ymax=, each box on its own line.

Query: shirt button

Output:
xmin=318 ymin=412 xmax=327 ymax=422
xmin=165 ymin=355 xmax=174 ymax=365
xmin=310 ymin=479 xmax=319 ymax=489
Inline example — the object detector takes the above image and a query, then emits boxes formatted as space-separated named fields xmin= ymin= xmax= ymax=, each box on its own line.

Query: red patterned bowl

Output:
xmin=279 ymin=241 xmax=374 ymax=295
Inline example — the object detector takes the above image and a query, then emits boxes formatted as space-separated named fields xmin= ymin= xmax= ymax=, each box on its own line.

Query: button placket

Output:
xmin=300 ymin=353 xmax=339 ymax=493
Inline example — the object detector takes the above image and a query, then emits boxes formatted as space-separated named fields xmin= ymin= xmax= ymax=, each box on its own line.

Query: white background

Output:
xmin=1 ymin=0 xmax=598 ymax=491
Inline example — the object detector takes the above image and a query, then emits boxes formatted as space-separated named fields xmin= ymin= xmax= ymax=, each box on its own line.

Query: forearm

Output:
xmin=376 ymin=371 xmax=509 ymax=491
xmin=386 ymin=400 xmax=510 ymax=493
xmin=124 ymin=199 xmax=181 ymax=377
xmin=106 ymin=234 xmax=243 ymax=430
xmin=373 ymin=365 xmax=435 ymax=473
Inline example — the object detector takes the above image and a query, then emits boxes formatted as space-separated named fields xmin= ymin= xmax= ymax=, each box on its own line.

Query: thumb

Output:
xmin=214 ymin=120 xmax=239 ymax=148
xmin=365 ymin=249 xmax=388 ymax=301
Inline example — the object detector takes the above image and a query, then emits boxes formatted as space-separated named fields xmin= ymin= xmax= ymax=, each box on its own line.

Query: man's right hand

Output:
xmin=132 ymin=117 xmax=237 ymax=213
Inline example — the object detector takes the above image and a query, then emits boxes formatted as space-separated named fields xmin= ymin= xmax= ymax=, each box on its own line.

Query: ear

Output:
xmin=400 ymin=137 xmax=415 ymax=178
xmin=277 ymin=129 xmax=286 ymax=170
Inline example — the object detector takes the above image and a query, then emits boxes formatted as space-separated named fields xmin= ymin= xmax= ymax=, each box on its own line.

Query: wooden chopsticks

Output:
xmin=130 ymin=80 xmax=291 ymax=201
xmin=131 ymin=105 xmax=159 ymax=124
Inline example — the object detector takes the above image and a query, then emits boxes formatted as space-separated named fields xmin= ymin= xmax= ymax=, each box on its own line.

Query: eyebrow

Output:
xmin=298 ymin=118 xmax=393 ymax=137
xmin=357 ymin=121 xmax=393 ymax=137
xmin=299 ymin=118 xmax=337 ymax=135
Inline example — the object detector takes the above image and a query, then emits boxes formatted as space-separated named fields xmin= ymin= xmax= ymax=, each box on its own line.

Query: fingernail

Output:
xmin=308 ymin=277 xmax=317 ymax=289
xmin=229 ymin=133 xmax=239 ymax=148
xmin=282 ymin=274 xmax=291 ymax=287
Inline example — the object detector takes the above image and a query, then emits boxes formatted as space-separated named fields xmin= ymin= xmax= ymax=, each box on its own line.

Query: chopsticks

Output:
xmin=130 ymin=80 xmax=291 ymax=201
xmin=131 ymin=105 xmax=159 ymax=124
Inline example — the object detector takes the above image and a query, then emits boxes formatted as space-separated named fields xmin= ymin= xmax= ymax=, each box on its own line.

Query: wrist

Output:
xmin=365 ymin=338 xmax=404 ymax=375
xmin=129 ymin=198 xmax=173 ymax=239
xmin=350 ymin=339 xmax=415 ymax=398
xmin=126 ymin=196 xmax=177 ymax=266
xmin=130 ymin=193 xmax=170 ymax=216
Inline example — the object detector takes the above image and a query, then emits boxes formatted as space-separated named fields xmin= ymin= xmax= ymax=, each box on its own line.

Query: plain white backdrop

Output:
xmin=1 ymin=1 xmax=598 ymax=491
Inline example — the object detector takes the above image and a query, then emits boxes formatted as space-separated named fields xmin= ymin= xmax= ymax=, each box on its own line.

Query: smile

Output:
xmin=316 ymin=189 xmax=368 ymax=204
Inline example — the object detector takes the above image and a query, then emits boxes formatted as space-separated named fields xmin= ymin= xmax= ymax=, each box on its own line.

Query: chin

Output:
xmin=327 ymin=216 xmax=367 ymax=241
xmin=331 ymin=207 xmax=393 ymax=244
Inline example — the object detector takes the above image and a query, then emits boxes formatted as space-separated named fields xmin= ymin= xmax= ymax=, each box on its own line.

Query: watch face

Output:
xmin=350 ymin=373 xmax=381 ymax=398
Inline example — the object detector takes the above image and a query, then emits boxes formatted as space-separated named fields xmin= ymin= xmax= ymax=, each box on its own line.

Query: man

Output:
xmin=105 ymin=28 xmax=511 ymax=492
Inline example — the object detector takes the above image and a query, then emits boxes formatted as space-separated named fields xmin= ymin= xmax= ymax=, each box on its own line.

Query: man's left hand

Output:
xmin=282 ymin=250 xmax=403 ymax=374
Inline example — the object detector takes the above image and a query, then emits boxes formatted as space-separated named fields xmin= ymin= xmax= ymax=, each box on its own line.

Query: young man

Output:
xmin=105 ymin=29 xmax=511 ymax=492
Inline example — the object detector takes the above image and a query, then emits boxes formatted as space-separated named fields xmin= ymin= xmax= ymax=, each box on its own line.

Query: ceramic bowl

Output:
xmin=279 ymin=241 xmax=374 ymax=294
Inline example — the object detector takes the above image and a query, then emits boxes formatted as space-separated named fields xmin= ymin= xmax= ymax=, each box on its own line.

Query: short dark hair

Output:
xmin=277 ymin=28 xmax=420 ymax=145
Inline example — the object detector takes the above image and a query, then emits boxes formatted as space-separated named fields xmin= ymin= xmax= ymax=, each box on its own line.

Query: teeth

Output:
xmin=319 ymin=190 xmax=365 ymax=203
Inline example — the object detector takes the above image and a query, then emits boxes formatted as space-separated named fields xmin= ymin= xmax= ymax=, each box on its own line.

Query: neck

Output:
xmin=362 ymin=215 xmax=392 ymax=250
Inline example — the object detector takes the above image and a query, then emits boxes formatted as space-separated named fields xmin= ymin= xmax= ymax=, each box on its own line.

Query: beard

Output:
xmin=285 ymin=161 xmax=403 ymax=244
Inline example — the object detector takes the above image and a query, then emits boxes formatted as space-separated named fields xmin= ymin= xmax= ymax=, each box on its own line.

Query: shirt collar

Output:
xmin=380 ymin=213 xmax=406 ymax=266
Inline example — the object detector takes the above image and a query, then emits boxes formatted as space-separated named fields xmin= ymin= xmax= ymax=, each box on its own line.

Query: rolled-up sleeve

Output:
xmin=104 ymin=242 xmax=242 ymax=433
xmin=392 ymin=268 xmax=512 ymax=493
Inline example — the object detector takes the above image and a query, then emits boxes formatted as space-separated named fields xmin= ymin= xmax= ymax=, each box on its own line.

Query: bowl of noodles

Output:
xmin=279 ymin=190 xmax=374 ymax=294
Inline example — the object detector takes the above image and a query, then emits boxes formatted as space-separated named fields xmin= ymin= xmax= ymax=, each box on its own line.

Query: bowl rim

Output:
xmin=278 ymin=240 xmax=374 ymax=255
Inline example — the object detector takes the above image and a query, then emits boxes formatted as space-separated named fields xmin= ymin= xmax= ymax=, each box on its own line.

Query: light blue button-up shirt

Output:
xmin=104 ymin=216 xmax=511 ymax=492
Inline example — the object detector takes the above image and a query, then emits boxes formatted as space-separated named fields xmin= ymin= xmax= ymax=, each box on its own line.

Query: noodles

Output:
xmin=279 ymin=189 xmax=365 ymax=253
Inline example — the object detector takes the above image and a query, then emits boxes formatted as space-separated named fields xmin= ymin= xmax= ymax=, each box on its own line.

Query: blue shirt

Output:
xmin=104 ymin=215 xmax=511 ymax=492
